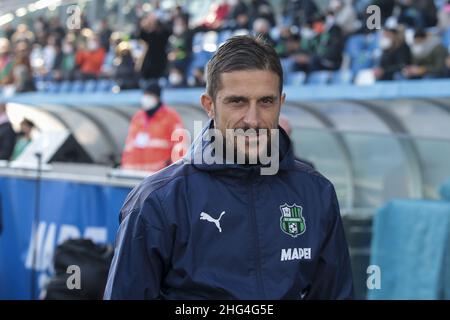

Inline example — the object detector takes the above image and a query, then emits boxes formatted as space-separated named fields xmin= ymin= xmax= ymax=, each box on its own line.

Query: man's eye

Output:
xmin=231 ymin=98 xmax=244 ymax=104
xmin=262 ymin=98 xmax=274 ymax=104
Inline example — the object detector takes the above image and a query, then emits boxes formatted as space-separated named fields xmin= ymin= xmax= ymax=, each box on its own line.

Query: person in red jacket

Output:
xmin=121 ymin=82 xmax=186 ymax=172
xmin=75 ymin=35 xmax=105 ymax=79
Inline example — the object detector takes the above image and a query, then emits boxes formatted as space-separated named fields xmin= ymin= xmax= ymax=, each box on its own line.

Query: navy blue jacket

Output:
xmin=104 ymin=120 xmax=354 ymax=299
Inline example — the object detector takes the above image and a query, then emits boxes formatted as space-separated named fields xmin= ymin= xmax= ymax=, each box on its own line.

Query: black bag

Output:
xmin=43 ymin=238 xmax=113 ymax=300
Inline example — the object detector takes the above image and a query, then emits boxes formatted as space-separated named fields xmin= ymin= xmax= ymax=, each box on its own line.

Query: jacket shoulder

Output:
xmin=119 ymin=161 xmax=199 ymax=222
xmin=291 ymin=159 xmax=334 ymax=189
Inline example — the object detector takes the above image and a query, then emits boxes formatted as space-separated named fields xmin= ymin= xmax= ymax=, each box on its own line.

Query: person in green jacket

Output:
xmin=402 ymin=29 xmax=448 ymax=79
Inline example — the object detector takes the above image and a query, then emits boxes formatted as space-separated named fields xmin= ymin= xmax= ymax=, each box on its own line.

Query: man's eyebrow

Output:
xmin=222 ymin=95 xmax=279 ymax=103
xmin=258 ymin=95 xmax=278 ymax=101
xmin=222 ymin=95 xmax=249 ymax=103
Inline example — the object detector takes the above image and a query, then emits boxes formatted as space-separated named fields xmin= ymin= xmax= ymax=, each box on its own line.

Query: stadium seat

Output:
xmin=354 ymin=68 xmax=376 ymax=85
xmin=218 ymin=29 xmax=232 ymax=45
xmin=202 ymin=31 xmax=219 ymax=52
xmin=188 ymin=50 xmax=213 ymax=77
xmin=71 ymin=80 xmax=85 ymax=93
xmin=351 ymin=51 xmax=376 ymax=74
xmin=47 ymin=81 xmax=61 ymax=93
xmin=280 ymin=57 xmax=295 ymax=76
xmin=285 ymin=71 xmax=306 ymax=86
xmin=59 ymin=80 xmax=72 ymax=93
xmin=96 ymin=79 xmax=115 ymax=92
xmin=306 ymin=71 xmax=331 ymax=85
xmin=331 ymin=70 xmax=354 ymax=84
xmin=443 ymin=27 xmax=450 ymax=51
xmin=192 ymin=32 xmax=204 ymax=53
xmin=34 ymin=79 xmax=46 ymax=92
xmin=366 ymin=31 xmax=381 ymax=52
xmin=84 ymin=80 xmax=97 ymax=93
xmin=344 ymin=34 xmax=367 ymax=58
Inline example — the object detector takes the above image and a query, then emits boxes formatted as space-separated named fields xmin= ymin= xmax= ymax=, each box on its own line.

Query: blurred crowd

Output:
xmin=1 ymin=0 xmax=450 ymax=94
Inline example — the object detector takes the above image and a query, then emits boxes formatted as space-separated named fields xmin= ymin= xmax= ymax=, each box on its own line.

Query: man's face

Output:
xmin=201 ymin=69 xmax=284 ymax=162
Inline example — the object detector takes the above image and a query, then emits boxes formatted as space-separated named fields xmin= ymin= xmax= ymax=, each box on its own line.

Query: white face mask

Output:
xmin=301 ymin=28 xmax=316 ymax=40
xmin=325 ymin=16 xmax=335 ymax=30
xmin=411 ymin=43 xmax=427 ymax=58
xmin=379 ymin=36 xmax=393 ymax=50
xmin=173 ymin=24 xmax=185 ymax=35
xmin=62 ymin=43 xmax=73 ymax=54
xmin=329 ymin=0 xmax=341 ymax=11
xmin=141 ymin=95 xmax=159 ymax=111
xmin=169 ymin=72 xmax=183 ymax=86
xmin=87 ymin=40 xmax=99 ymax=51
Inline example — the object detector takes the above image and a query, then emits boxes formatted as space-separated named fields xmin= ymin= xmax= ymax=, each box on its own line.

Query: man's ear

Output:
xmin=280 ymin=92 xmax=286 ymax=106
xmin=201 ymin=93 xmax=215 ymax=119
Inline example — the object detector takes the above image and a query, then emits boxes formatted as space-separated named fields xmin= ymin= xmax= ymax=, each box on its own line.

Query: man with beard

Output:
xmin=105 ymin=36 xmax=353 ymax=300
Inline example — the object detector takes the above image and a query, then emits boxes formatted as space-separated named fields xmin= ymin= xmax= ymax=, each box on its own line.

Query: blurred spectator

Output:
xmin=168 ymin=66 xmax=186 ymax=87
xmin=121 ymin=82 xmax=185 ymax=172
xmin=329 ymin=0 xmax=360 ymax=36
xmin=101 ymin=32 xmax=125 ymax=77
xmin=139 ymin=12 xmax=171 ymax=81
xmin=113 ymin=41 xmax=139 ymax=90
xmin=438 ymin=1 xmax=450 ymax=30
xmin=11 ymin=119 xmax=35 ymax=160
xmin=75 ymin=33 xmax=106 ymax=79
xmin=204 ymin=0 xmax=230 ymax=29
xmin=398 ymin=0 xmax=438 ymax=29
xmin=374 ymin=27 xmax=411 ymax=81
xmin=248 ymin=0 xmax=276 ymax=27
xmin=42 ymin=35 xmax=58 ymax=79
xmin=59 ymin=39 xmax=77 ymax=81
xmin=3 ymin=24 xmax=15 ymax=40
xmin=11 ymin=24 xmax=34 ymax=44
xmin=188 ymin=66 xmax=206 ymax=87
xmin=0 ymin=38 xmax=13 ymax=86
xmin=275 ymin=27 xmax=300 ymax=58
xmin=48 ymin=17 xmax=66 ymax=40
xmin=403 ymin=29 xmax=448 ymax=79
xmin=168 ymin=16 xmax=193 ymax=75
xmin=252 ymin=18 xmax=275 ymax=46
xmin=281 ymin=0 xmax=320 ymax=26
xmin=12 ymin=42 xmax=35 ymax=93
xmin=227 ymin=10 xmax=251 ymax=32
xmin=370 ymin=0 xmax=395 ymax=25
xmin=446 ymin=53 xmax=450 ymax=77
xmin=228 ymin=0 xmax=249 ymax=22
xmin=96 ymin=19 xmax=112 ymax=51
xmin=293 ymin=15 xmax=344 ymax=73
xmin=0 ymin=103 xmax=16 ymax=161
xmin=33 ymin=16 xmax=49 ymax=37
xmin=30 ymin=42 xmax=45 ymax=75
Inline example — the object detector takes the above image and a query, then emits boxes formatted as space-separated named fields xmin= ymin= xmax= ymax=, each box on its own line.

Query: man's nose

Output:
xmin=243 ymin=104 xmax=259 ymax=129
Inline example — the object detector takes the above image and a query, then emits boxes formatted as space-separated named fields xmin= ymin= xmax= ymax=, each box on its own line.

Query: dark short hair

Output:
xmin=206 ymin=35 xmax=283 ymax=101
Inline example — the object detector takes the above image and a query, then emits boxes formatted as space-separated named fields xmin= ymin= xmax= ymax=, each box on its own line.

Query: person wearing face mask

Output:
xmin=0 ymin=38 xmax=14 ymax=86
xmin=328 ymin=0 xmax=359 ymax=36
xmin=293 ymin=15 xmax=344 ymax=73
xmin=167 ymin=16 xmax=192 ymax=76
xmin=75 ymin=34 xmax=106 ymax=79
xmin=374 ymin=27 xmax=411 ymax=81
xmin=402 ymin=29 xmax=448 ymax=79
xmin=113 ymin=41 xmax=139 ymax=90
xmin=121 ymin=82 xmax=186 ymax=172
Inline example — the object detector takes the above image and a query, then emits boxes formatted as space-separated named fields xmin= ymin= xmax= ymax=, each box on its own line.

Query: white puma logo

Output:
xmin=200 ymin=211 xmax=226 ymax=233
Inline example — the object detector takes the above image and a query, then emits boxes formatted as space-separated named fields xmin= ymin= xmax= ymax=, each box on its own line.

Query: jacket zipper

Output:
xmin=248 ymin=177 xmax=266 ymax=298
